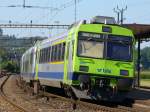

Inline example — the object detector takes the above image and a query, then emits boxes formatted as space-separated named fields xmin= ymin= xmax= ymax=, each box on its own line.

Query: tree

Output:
xmin=141 ymin=47 xmax=150 ymax=70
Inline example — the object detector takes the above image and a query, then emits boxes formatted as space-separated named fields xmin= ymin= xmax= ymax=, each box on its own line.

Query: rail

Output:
xmin=0 ymin=75 xmax=29 ymax=112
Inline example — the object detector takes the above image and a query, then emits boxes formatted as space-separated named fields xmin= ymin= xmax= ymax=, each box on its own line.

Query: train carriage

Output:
xmin=21 ymin=16 xmax=135 ymax=101
xmin=21 ymin=47 xmax=37 ymax=82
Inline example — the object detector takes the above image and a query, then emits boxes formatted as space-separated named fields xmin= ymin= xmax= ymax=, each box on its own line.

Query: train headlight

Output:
xmin=79 ymin=66 xmax=89 ymax=72
xmin=120 ymin=70 xmax=129 ymax=76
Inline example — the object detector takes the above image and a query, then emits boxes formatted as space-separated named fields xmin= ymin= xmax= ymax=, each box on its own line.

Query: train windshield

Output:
xmin=77 ymin=32 xmax=133 ymax=61
xmin=77 ymin=32 xmax=104 ymax=58
xmin=106 ymin=35 xmax=132 ymax=61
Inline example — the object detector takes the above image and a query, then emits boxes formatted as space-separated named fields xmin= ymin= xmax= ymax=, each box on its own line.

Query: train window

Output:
xmin=58 ymin=44 xmax=61 ymax=61
xmin=42 ymin=49 xmax=44 ymax=63
xmin=40 ymin=49 xmax=42 ymax=63
xmin=60 ymin=43 xmax=63 ymax=61
xmin=47 ymin=47 xmax=49 ymax=62
xmin=54 ymin=45 xmax=57 ymax=61
xmin=55 ymin=45 xmax=58 ymax=61
xmin=40 ymin=50 xmax=42 ymax=63
xmin=44 ymin=48 xmax=46 ymax=62
xmin=46 ymin=48 xmax=48 ymax=62
xmin=30 ymin=52 xmax=33 ymax=65
xmin=41 ymin=49 xmax=43 ymax=63
xmin=57 ymin=44 xmax=60 ymax=61
xmin=43 ymin=48 xmax=45 ymax=63
xmin=78 ymin=40 xmax=104 ymax=58
xmin=48 ymin=47 xmax=51 ymax=62
xmin=62 ymin=42 xmax=66 ymax=60
xmin=51 ymin=46 xmax=55 ymax=62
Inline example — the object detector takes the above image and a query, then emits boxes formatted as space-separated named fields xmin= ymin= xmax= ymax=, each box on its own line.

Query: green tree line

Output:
xmin=140 ymin=47 xmax=150 ymax=70
xmin=0 ymin=48 xmax=20 ymax=73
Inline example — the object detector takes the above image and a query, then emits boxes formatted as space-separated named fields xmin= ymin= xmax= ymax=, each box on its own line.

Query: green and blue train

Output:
xmin=21 ymin=16 xmax=135 ymax=101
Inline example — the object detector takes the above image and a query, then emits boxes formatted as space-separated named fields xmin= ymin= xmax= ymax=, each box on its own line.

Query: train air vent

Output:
xmin=90 ymin=16 xmax=116 ymax=24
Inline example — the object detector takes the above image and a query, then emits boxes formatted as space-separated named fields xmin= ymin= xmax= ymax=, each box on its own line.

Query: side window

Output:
xmin=41 ymin=49 xmax=43 ymax=63
xmin=51 ymin=46 xmax=54 ymax=62
xmin=58 ymin=44 xmax=61 ymax=61
xmin=55 ymin=45 xmax=58 ymax=61
xmin=49 ymin=46 xmax=52 ymax=62
xmin=44 ymin=48 xmax=46 ymax=63
xmin=54 ymin=45 xmax=57 ymax=61
xmin=45 ymin=48 xmax=48 ymax=62
xmin=47 ymin=47 xmax=50 ymax=62
xmin=62 ymin=42 xmax=66 ymax=61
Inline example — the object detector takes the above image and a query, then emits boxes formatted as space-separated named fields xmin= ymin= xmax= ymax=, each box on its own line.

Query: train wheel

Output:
xmin=64 ymin=85 xmax=77 ymax=100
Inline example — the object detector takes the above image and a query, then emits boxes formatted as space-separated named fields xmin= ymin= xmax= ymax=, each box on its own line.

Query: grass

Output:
xmin=138 ymin=71 xmax=150 ymax=87
xmin=140 ymin=79 xmax=150 ymax=87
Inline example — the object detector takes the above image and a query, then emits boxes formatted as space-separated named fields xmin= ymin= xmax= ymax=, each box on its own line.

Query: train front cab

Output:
xmin=64 ymin=24 xmax=135 ymax=101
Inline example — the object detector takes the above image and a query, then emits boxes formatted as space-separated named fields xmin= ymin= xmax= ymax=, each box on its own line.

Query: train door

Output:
xmin=64 ymin=38 xmax=74 ymax=84
xmin=35 ymin=47 xmax=40 ymax=81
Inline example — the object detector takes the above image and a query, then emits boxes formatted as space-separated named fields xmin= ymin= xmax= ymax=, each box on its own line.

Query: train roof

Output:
xmin=39 ymin=32 xmax=68 ymax=46
xmin=22 ymin=47 xmax=36 ymax=57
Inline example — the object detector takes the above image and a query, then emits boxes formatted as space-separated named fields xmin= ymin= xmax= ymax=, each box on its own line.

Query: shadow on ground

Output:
xmin=127 ymin=88 xmax=150 ymax=100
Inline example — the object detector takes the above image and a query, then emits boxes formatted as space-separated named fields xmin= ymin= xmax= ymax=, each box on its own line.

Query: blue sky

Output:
xmin=0 ymin=0 xmax=150 ymax=47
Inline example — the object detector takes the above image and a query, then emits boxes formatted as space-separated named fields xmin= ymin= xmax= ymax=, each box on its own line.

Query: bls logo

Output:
xmin=97 ymin=68 xmax=111 ymax=74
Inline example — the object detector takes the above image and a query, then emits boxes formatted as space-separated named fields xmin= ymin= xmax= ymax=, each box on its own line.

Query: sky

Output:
xmin=0 ymin=0 xmax=150 ymax=48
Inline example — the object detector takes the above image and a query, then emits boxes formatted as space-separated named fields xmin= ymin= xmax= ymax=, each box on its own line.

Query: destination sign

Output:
xmin=78 ymin=32 xmax=104 ymax=39
xmin=108 ymin=35 xmax=132 ymax=43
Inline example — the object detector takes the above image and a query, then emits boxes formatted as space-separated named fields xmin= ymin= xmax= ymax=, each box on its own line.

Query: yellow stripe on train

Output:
xmin=49 ymin=61 xmax=64 ymax=64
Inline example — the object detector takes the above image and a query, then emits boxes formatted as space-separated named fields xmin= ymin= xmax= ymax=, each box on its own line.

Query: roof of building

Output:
xmin=123 ymin=24 xmax=150 ymax=40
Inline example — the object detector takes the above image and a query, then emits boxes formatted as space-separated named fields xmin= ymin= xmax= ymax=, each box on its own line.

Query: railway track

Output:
xmin=17 ymin=78 xmax=147 ymax=112
xmin=37 ymin=88 xmax=140 ymax=112
xmin=0 ymin=75 xmax=29 ymax=112
xmin=1 ymin=75 xmax=148 ymax=112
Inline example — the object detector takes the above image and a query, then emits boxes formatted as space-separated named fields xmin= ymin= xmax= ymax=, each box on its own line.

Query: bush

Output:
xmin=2 ymin=61 xmax=20 ymax=73
xmin=140 ymin=71 xmax=150 ymax=79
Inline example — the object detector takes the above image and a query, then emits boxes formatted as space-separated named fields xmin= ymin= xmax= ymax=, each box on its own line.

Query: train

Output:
xmin=21 ymin=16 xmax=135 ymax=101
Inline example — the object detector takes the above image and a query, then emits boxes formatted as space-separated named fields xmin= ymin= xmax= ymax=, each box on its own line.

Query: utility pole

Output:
xmin=113 ymin=5 xmax=127 ymax=24
xmin=23 ymin=0 xmax=26 ymax=7
xmin=113 ymin=5 xmax=120 ymax=24
xmin=75 ymin=0 xmax=77 ymax=23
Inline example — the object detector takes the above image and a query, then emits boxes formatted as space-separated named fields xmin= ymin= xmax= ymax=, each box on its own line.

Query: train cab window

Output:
xmin=78 ymin=40 xmax=104 ymax=58
xmin=78 ymin=32 xmax=104 ymax=59
xmin=106 ymin=35 xmax=132 ymax=61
